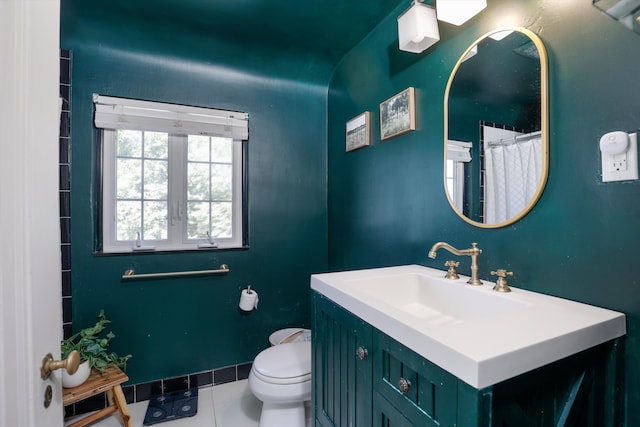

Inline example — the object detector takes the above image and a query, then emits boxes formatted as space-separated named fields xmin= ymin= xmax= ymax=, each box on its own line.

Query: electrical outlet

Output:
xmin=610 ymin=155 xmax=627 ymax=172
xmin=602 ymin=133 xmax=638 ymax=182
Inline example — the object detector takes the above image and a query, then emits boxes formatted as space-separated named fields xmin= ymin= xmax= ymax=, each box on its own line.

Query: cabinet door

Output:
xmin=373 ymin=332 xmax=458 ymax=426
xmin=312 ymin=292 xmax=373 ymax=427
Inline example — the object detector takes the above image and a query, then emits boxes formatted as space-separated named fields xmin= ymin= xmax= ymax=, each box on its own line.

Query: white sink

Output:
xmin=345 ymin=272 xmax=527 ymax=325
xmin=311 ymin=265 xmax=626 ymax=389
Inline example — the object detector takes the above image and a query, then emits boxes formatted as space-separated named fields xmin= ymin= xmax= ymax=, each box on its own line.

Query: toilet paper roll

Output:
xmin=239 ymin=288 xmax=259 ymax=312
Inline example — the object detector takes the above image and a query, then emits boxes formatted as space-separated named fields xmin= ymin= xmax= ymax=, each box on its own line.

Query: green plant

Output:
xmin=61 ymin=310 xmax=132 ymax=374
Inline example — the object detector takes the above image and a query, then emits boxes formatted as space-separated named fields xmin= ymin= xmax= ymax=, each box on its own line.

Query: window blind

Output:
xmin=447 ymin=140 xmax=472 ymax=162
xmin=93 ymin=94 xmax=249 ymax=140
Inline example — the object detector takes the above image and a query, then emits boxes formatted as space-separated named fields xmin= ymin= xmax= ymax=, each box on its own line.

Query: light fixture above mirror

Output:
xmin=398 ymin=0 xmax=487 ymax=53
xmin=437 ymin=0 xmax=487 ymax=26
xmin=398 ymin=1 xmax=440 ymax=53
xmin=593 ymin=0 xmax=640 ymax=35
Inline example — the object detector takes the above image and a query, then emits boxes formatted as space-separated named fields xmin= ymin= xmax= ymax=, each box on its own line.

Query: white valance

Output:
xmin=93 ymin=94 xmax=249 ymax=140
xmin=447 ymin=140 xmax=472 ymax=162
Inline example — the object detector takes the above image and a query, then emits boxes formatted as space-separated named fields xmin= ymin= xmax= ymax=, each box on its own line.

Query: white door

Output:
xmin=0 ymin=1 xmax=64 ymax=426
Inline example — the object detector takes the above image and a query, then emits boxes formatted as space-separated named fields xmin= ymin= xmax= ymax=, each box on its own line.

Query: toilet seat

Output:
xmin=252 ymin=341 xmax=311 ymax=385
xmin=251 ymin=368 xmax=311 ymax=385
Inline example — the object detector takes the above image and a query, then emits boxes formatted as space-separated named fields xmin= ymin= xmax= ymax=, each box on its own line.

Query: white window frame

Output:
xmin=96 ymin=95 xmax=247 ymax=253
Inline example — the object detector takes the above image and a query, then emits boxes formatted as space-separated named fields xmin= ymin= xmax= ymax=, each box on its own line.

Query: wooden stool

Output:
xmin=63 ymin=364 xmax=132 ymax=427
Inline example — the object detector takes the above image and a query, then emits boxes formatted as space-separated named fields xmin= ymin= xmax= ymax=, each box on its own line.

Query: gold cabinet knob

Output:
xmin=40 ymin=350 xmax=81 ymax=380
xmin=397 ymin=377 xmax=412 ymax=394
xmin=356 ymin=346 xmax=368 ymax=360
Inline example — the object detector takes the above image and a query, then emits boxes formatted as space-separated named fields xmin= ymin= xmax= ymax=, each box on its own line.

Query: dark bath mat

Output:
xmin=143 ymin=387 xmax=198 ymax=425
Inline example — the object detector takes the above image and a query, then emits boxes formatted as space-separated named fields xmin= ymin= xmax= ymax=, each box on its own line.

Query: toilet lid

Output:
xmin=253 ymin=341 xmax=311 ymax=382
xmin=269 ymin=328 xmax=311 ymax=346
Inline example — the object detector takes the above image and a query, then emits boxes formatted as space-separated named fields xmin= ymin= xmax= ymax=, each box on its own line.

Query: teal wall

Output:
xmin=328 ymin=0 xmax=640 ymax=424
xmin=61 ymin=0 xmax=640 ymax=423
xmin=61 ymin=22 xmax=328 ymax=384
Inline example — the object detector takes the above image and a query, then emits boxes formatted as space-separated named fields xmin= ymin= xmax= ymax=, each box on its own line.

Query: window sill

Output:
xmin=92 ymin=245 xmax=250 ymax=257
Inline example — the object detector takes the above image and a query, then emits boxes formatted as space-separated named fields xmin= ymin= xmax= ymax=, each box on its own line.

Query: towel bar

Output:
xmin=122 ymin=264 xmax=229 ymax=280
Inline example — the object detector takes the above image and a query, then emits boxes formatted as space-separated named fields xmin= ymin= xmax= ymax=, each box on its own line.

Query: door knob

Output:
xmin=40 ymin=350 xmax=80 ymax=380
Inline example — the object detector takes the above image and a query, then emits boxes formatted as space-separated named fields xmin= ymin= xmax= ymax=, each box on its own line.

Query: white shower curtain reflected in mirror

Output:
xmin=484 ymin=132 xmax=542 ymax=224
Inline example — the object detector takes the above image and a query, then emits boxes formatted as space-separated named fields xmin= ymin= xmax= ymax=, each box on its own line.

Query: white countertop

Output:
xmin=311 ymin=264 xmax=626 ymax=389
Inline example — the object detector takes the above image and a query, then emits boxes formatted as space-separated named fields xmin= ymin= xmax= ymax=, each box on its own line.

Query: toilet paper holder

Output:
xmin=239 ymin=285 xmax=259 ymax=312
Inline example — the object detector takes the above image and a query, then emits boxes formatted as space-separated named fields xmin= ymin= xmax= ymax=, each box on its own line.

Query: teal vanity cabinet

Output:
xmin=312 ymin=290 xmax=624 ymax=427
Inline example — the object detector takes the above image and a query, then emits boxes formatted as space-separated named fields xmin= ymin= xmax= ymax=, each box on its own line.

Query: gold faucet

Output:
xmin=428 ymin=242 xmax=483 ymax=286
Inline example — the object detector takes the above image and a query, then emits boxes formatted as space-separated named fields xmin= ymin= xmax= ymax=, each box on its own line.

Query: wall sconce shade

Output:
xmin=436 ymin=0 xmax=487 ymax=26
xmin=398 ymin=2 xmax=440 ymax=53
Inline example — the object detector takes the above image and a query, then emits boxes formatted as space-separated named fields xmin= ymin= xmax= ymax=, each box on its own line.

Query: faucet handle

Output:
xmin=491 ymin=269 xmax=513 ymax=293
xmin=491 ymin=269 xmax=513 ymax=278
xmin=444 ymin=260 xmax=460 ymax=280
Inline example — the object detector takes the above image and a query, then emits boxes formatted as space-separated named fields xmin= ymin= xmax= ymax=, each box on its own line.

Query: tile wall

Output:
xmin=60 ymin=50 xmax=72 ymax=339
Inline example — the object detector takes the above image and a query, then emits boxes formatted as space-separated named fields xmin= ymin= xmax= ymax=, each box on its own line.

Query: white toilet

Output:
xmin=248 ymin=329 xmax=312 ymax=427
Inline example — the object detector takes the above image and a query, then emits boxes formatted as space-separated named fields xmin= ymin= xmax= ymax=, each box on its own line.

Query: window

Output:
xmin=446 ymin=159 xmax=465 ymax=209
xmin=446 ymin=140 xmax=472 ymax=211
xmin=95 ymin=95 xmax=247 ymax=253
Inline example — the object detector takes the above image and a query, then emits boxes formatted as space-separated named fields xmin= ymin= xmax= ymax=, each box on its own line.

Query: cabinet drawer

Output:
xmin=373 ymin=390 xmax=418 ymax=427
xmin=373 ymin=332 xmax=457 ymax=426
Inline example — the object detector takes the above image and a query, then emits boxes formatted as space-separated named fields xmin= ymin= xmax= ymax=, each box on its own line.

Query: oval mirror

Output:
xmin=444 ymin=27 xmax=548 ymax=228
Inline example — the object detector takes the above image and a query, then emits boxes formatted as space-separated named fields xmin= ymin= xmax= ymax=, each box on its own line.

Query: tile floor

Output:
xmin=65 ymin=379 xmax=312 ymax=427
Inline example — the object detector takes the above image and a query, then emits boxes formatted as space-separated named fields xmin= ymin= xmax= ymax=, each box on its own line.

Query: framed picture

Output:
xmin=380 ymin=87 xmax=416 ymax=140
xmin=345 ymin=111 xmax=371 ymax=152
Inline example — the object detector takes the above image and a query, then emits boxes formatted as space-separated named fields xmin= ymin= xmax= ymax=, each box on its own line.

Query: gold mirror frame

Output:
xmin=443 ymin=27 xmax=549 ymax=228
